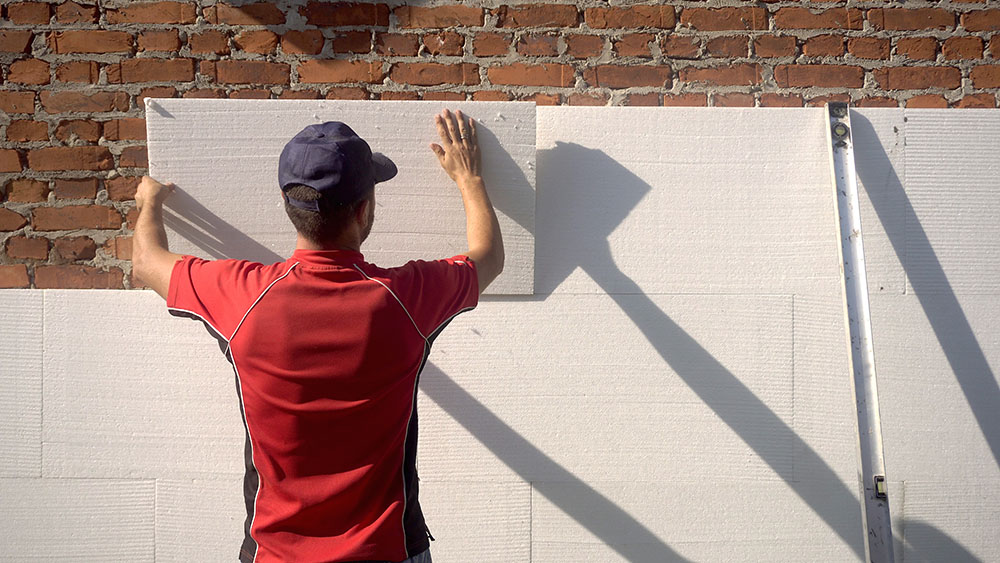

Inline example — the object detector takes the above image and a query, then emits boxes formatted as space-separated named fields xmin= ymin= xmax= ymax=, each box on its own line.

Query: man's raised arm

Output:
xmin=132 ymin=176 xmax=184 ymax=299
xmin=430 ymin=109 xmax=504 ymax=294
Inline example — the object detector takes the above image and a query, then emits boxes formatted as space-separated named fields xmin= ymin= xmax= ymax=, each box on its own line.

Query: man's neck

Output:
xmin=294 ymin=233 xmax=361 ymax=253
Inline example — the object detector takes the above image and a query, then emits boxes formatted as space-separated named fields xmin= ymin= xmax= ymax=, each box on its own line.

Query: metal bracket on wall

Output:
xmin=826 ymin=102 xmax=895 ymax=563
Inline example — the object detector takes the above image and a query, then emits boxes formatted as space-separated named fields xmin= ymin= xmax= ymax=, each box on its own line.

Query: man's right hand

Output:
xmin=430 ymin=109 xmax=481 ymax=183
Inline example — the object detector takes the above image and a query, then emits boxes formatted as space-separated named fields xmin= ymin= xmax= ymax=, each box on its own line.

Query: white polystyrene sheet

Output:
xmin=145 ymin=99 xmax=535 ymax=295
xmin=419 ymin=480 xmax=531 ymax=562
xmin=0 ymin=291 xmax=42 ymax=477
xmin=155 ymin=478 xmax=244 ymax=562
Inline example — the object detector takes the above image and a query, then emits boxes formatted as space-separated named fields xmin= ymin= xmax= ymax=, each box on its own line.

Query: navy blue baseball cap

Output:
xmin=278 ymin=122 xmax=397 ymax=212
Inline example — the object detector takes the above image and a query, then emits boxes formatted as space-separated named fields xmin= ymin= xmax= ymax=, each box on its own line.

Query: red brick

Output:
xmin=138 ymin=30 xmax=180 ymax=52
xmin=803 ymin=34 xmax=844 ymax=57
xmin=422 ymin=91 xmax=465 ymax=101
xmin=496 ymin=4 xmax=578 ymax=27
xmin=662 ymin=35 xmax=700 ymax=59
xmin=32 ymin=205 xmax=121 ymax=230
xmin=376 ymin=33 xmax=418 ymax=56
xmin=207 ymin=2 xmax=285 ymax=25
xmin=282 ymin=30 xmax=324 ymax=55
xmin=869 ymin=8 xmax=954 ymax=31
xmin=56 ymin=1 xmax=98 ymax=23
xmin=215 ymin=61 xmax=289 ymax=84
xmin=137 ymin=86 xmax=176 ymax=104
xmin=487 ymin=63 xmax=574 ymax=87
xmin=0 ymin=208 xmax=28 ymax=230
xmin=5 ymin=178 xmax=48 ymax=202
xmin=856 ymin=96 xmax=899 ymax=108
xmin=298 ymin=60 xmax=384 ymax=83
xmin=394 ymin=5 xmax=483 ymax=28
xmin=107 ymin=2 xmax=197 ymax=24
xmin=379 ymin=91 xmax=421 ymax=101
xmin=754 ymin=35 xmax=796 ymax=58
xmin=35 ymin=265 xmax=124 ymax=289
xmin=27 ymin=147 xmax=114 ymax=171
xmin=0 ymin=92 xmax=35 ymax=113
xmin=896 ymin=37 xmax=938 ymax=60
xmin=54 ymin=236 xmax=97 ymax=260
xmin=53 ymin=178 xmax=99 ymax=199
xmin=775 ymin=64 xmax=864 ymax=88
xmin=625 ymin=92 xmax=660 ymax=106
xmin=235 ymin=30 xmax=279 ymax=54
xmin=120 ymin=146 xmax=148 ymax=168
xmin=679 ymin=63 xmax=762 ymax=86
xmin=956 ymin=93 xmax=996 ymax=108
xmin=680 ymin=7 xmax=766 ymax=31
xmin=54 ymin=120 xmax=101 ymax=142
xmin=971 ymin=65 xmax=1000 ymax=87
xmin=906 ymin=94 xmax=948 ymax=108
xmin=472 ymin=90 xmax=511 ymax=101
xmin=874 ymin=67 xmax=962 ymax=89
xmin=0 ymin=265 xmax=29 ymax=289
xmin=103 ymin=118 xmax=146 ymax=141
xmin=0 ymin=150 xmax=23 ymax=173
xmin=614 ymin=33 xmax=655 ymax=57
xmin=760 ymin=93 xmax=803 ymax=107
xmin=714 ymin=92 xmax=755 ymax=107
xmin=565 ymin=34 xmax=602 ymax=58
xmin=48 ymin=31 xmax=133 ymax=54
xmin=962 ymin=10 xmax=1000 ymax=31
xmin=390 ymin=63 xmax=479 ymax=86
xmin=567 ymin=92 xmax=607 ymax=106
xmin=189 ymin=30 xmax=230 ymax=55
xmin=103 ymin=236 xmax=132 ymax=260
xmin=848 ymin=37 xmax=890 ymax=59
xmin=332 ymin=31 xmax=371 ymax=53
xmin=0 ymin=30 xmax=33 ymax=53
xmin=7 ymin=2 xmax=50 ymax=24
xmin=587 ymin=6 xmax=676 ymax=29
xmin=773 ymin=7 xmax=862 ymax=30
xmin=6 ymin=236 xmax=49 ymax=259
xmin=56 ymin=61 xmax=100 ymax=83
xmin=6 ymin=120 xmax=47 ymax=142
xmin=9 ymin=59 xmax=50 ymax=85
xmin=584 ymin=65 xmax=671 ymax=88
xmin=106 ymin=176 xmax=140 ymax=201
xmin=805 ymin=93 xmax=852 ymax=107
xmin=182 ymin=88 xmax=226 ymax=99
xmin=662 ymin=92 xmax=707 ymax=107
xmin=423 ymin=31 xmax=464 ymax=55
xmin=706 ymin=36 xmax=748 ymax=57
xmin=40 ymin=91 xmax=129 ymax=113
xmin=516 ymin=33 xmax=558 ymax=56
xmin=301 ymin=2 xmax=389 ymax=27
xmin=117 ymin=58 xmax=195 ymax=82
xmin=473 ymin=32 xmax=510 ymax=56
xmin=942 ymin=36 xmax=984 ymax=59
xmin=518 ymin=93 xmax=560 ymax=105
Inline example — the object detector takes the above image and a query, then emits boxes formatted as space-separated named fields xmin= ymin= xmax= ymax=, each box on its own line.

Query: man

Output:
xmin=133 ymin=109 xmax=503 ymax=563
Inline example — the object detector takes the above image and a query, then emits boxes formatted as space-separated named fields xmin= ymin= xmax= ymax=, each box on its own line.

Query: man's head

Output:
xmin=278 ymin=122 xmax=396 ymax=247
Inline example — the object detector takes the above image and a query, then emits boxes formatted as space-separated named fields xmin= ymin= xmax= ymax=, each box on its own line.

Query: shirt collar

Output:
xmin=290 ymin=248 xmax=365 ymax=267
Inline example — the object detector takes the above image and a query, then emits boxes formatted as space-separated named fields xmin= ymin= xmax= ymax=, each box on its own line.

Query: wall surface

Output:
xmin=2 ymin=107 xmax=998 ymax=561
xmin=3 ymin=0 xmax=1000 ymax=289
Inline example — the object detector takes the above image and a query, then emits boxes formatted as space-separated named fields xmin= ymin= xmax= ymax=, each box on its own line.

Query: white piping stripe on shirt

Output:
xmin=352 ymin=264 xmax=427 ymax=342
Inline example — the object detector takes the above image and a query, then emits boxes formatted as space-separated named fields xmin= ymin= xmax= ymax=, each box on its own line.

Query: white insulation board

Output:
xmin=5 ymin=107 xmax=999 ymax=562
xmin=145 ymin=99 xmax=536 ymax=295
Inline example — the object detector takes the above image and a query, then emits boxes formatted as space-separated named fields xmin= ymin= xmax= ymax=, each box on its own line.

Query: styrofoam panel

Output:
xmin=529 ymin=479 xmax=863 ymax=562
xmin=419 ymin=295 xmax=796 ymax=483
xmin=42 ymin=290 xmax=245 ymax=478
xmin=851 ymin=108 xmax=907 ymax=295
xmin=903 ymin=109 xmax=1000 ymax=295
xmin=156 ymin=478 xmax=244 ymax=562
xmin=0 ymin=290 xmax=42 ymax=477
xmin=146 ymin=99 xmax=535 ymax=295
xmin=534 ymin=107 xmax=839 ymax=295
xmin=0 ymin=478 xmax=154 ymax=561
xmin=897 ymin=481 xmax=1000 ymax=563
xmin=418 ymin=480 xmax=531 ymax=562
xmin=871 ymin=294 xmax=1000 ymax=483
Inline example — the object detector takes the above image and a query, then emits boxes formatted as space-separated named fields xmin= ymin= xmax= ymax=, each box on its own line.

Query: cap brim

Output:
xmin=372 ymin=153 xmax=397 ymax=183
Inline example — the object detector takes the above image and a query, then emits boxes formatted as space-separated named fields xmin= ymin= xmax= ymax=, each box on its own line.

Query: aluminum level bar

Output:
xmin=826 ymin=103 xmax=894 ymax=562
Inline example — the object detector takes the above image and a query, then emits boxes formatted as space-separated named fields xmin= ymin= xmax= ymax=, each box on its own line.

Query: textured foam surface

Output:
xmin=145 ymin=99 xmax=536 ymax=295
xmin=0 ymin=291 xmax=42 ymax=478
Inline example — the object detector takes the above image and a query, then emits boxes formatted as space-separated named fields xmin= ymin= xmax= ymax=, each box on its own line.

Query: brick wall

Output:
xmin=2 ymin=0 xmax=999 ymax=289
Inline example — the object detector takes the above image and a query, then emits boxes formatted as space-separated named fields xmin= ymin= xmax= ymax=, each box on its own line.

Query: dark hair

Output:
xmin=283 ymin=184 xmax=372 ymax=247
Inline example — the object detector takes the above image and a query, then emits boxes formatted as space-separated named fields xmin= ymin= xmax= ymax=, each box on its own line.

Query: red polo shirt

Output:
xmin=167 ymin=249 xmax=478 ymax=563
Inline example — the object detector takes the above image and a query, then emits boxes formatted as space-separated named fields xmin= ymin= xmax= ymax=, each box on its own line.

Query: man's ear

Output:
xmin=353 ymin=198 xmax=371 ymax=224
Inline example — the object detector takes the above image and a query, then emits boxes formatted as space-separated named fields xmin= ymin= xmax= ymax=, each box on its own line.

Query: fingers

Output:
xmin=435 ymin=114 xmax=452 ymax=144
xmin=429 ymin=143 xmax=445 ymax=159
xmin=443 ymin=109 xmax=460 ymax=143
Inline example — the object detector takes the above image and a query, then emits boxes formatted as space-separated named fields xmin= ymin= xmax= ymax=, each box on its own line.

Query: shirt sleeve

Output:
xmin=166 ymin=255 xmax=267 ymax=342
xmin=394 ymin=255 xmax=479 ymax=339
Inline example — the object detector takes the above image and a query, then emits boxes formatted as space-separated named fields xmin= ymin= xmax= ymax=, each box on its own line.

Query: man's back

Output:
xmin=168 ymin=248 xmax=478 ymax=562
